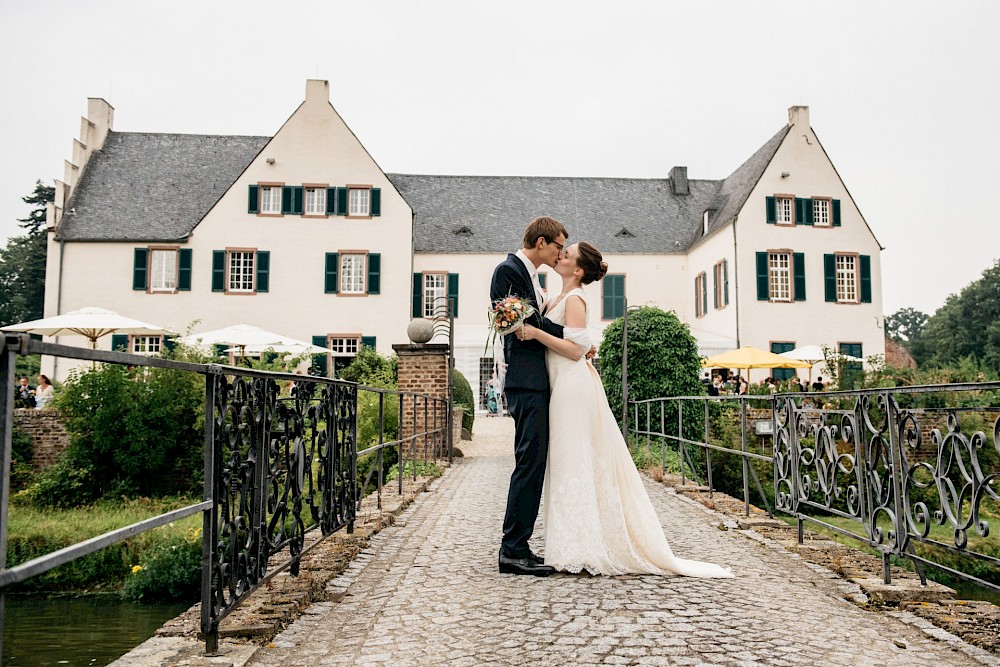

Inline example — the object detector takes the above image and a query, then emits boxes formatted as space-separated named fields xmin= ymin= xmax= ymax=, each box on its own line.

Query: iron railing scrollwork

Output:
xmin=632 ymin=382 xmax=1000 ymax=595
xmin=0 ymin=335 xmax=450 ymax=661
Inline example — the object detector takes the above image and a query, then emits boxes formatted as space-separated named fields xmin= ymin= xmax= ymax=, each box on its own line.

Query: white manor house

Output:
xmin=40 ymin=80 xmax=884 ymax=409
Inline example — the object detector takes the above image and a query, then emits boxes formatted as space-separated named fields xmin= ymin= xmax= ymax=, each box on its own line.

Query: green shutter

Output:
xmin=163 ymin=336 xmax=177 ymax=354
xmin=281 ymin=186 xmax=293 ymax=214
xmin=367 ymin=253 xmax=381 ymax=294
xmin=723 ymin=260 xmax=729 ymax=306
xmin=255 ymin=251 xmax=269 ymax=292
xmin=756 ymin=252 xmax=769 ymax=301
xmin=448 ymin=273 xmax=459 ymax=317
xmin=111 ymin=334 xmax=128 ymax=352
xmin=603 ymin=275 xmax=624 ymax=320
xmin=370 ymin=188 xmax=381 ymax=216
xmin=292 ymin=186 xmax=304 ymax=215
xmin=860 ymin=255 xmax=872 ymax=303
xmin=248 ymin=185 xmax=259 ymax=214
xmin=336 ymin=187 xmax=348 ymax=216
xmin=795 ymin=197 xmax=813 ymax=225
xmin=213 ymin=344 xmax=228 ymax=360
xmin=832 ymin=199 xmax=842 ymax=227
xmin=326 ymin=187 xmax=337 ymax=215
xmin=701 ymin=274 xmax=708 ymax=314
xmin=361 ymin=336 xmax=376 ymax=350
xmin=412 ymin=273 xmax=422 ymax=317
xmin=325 ymin=253 xmax=339 ymax=293
xmin=824 ymin=254 xmax=837 ymax=302
xmin=178 ymin=248 xmax=192 ymax=291
xmin=793 ymin=253 xmax=806 ymax=301
xmin=765 ymin=196 xmax=776 ymax=224
xmin=212 ymin=250 xmax=225 ymax=292
xmin=771 ymin=342 xmax=796 ymax=380
xmin=312 ymin=336 xmax=328 ymax=376
xmin=133 ymin=248 xmax=148 ymax=290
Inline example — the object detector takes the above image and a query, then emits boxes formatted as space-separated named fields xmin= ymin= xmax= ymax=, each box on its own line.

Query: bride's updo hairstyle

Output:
xmin=576 ymin=241 xmax=609 ymax=285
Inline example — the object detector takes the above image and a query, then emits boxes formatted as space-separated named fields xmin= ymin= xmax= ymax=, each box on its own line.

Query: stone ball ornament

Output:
xmin=407 ymin=318 xmax=434 ymax=344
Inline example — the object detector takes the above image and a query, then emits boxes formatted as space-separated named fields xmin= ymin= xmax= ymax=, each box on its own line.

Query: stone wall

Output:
xmin=12 ymin=408 xmax=70 ymax=471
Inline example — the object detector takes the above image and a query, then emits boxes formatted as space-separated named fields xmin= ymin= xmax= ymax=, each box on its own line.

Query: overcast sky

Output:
xmin=1 ymin=1 xmax=997 ymax=316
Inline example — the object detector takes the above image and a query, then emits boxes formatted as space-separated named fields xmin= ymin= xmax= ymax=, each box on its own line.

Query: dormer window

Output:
xmin=615 ymin=228 xmax=635 ymax=238
xmin=702 ymin=210 xmax=711 ymax=235
xmin=454 ymin=226 xmax=473 ymax=236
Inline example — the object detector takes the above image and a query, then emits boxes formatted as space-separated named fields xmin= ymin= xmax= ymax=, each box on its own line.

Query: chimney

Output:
xmin=305 ymin=79 xmax=330 ymax=104
xmin=669 ymin=166 xmax=689 ymax=195
xmin=787 ymin=105 xmax=810 ymax=128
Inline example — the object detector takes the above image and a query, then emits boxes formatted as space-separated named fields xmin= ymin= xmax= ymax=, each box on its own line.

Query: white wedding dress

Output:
xmin=541 ymin=288 xmax=733 ymax=577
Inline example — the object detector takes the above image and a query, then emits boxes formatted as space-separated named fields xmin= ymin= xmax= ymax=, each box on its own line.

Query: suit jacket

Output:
xmin=490 ymin=253 xmax=564 ymax=391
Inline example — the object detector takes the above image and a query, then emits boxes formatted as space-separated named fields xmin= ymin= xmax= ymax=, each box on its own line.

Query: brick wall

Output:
xmin=12 ymin=408 xmax=70 ymax=471
xmin=393 ymin=343 xmax=453 ymax=457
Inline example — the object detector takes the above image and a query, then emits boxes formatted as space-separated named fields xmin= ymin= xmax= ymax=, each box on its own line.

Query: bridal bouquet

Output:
xmin=485 ymin=294 xmax=536 ymax=353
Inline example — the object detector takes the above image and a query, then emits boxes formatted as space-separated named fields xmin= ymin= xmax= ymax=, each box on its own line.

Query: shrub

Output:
xmin=338 ymin=346 xmax=398 ymax=385
xmin=452 ymin=369 xmax=474 ymax=435
xmin=23 ymin=361 xmax=204 ymax=507
xmin=386 ymin=460 xmax=441 ymax=481
xmin=121 ymin=529 xmax=201 ymax=602
xmin=9 ymin=425 xmax=34 ymax=492
xmin=598 ymin=306 xmax=705 ymax=446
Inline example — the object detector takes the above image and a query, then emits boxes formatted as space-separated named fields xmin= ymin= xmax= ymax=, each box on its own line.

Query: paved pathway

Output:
xmin=248 ymin=417 xmax=993 ymax=667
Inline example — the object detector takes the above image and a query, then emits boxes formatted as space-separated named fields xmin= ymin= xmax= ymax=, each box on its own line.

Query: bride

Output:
xmin=516 ymin=242 xmax=733 ymax=578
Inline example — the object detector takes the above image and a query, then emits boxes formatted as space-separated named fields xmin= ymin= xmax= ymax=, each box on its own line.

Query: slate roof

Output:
xmin=55 ymin=132 xmax=270 ymax=241
xmin=388 ymin=174 xmax=722 ymax=254
xmin=54 ymin=124 xmax=792 ymax=252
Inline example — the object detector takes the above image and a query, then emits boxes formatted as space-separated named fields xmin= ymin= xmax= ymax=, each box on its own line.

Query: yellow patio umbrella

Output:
xmin=701 ymin=346 xmax=811 ymax=383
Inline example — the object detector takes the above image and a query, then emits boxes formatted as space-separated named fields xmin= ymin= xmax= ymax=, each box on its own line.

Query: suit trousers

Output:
xmin=501 ymin=387 xmax=550 ymax=558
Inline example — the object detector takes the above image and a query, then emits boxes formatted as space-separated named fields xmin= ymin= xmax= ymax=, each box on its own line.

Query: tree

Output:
xmin=0 ymin=181 xmax=53 ymax=326
xmin=911 ymin=259 xmax=1000 ymax=374
xmin=885 ymin=307 xmax=929 ymax=345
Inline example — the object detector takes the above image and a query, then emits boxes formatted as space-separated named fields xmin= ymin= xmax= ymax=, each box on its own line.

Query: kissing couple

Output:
xmin=490 ymin=216 xmax=733 ymax=578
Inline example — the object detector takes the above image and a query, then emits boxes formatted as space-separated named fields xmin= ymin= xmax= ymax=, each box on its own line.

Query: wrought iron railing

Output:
xmin=0 ymin=333 xmax=450 ymax=659
xmin=628 ymin=382 xmax=1000 ymax=595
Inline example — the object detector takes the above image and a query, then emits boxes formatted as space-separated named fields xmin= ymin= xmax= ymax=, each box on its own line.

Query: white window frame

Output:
xmin=329 ymin=336 xmax=360 ymax=356
xmin=260 ymin=186 xmax=282 ymax=214
xmin=340 ymin=253 xmax=366 ymax=294
xmin=423 ymin=273 xmax=447 ymax=318
xmin=768 ymin=252 xmax=792 ymax=302
xmin=349 ymin=188 xmax=370 ymax=216
xmin=714 ymin=259 xmax=727 ymax=310
xmin=149 ymin=249 xmax=178 ymax=292
xmin=836 ymin=254 xmax=858 ymax=303
xmin=775 ymin=196 xmax=793 ymax=224
xmin=695 ymin=272 xmax=706 ymax=318
xmin=813 ymin=198 xmax=831 ymax=227
xmin=228 ymin=251 xmax=256 ymax=293
xmin=131 ymin=335 xmax=162 ymax=355
xmin=305 ymin=187 xmax=326 ymax=215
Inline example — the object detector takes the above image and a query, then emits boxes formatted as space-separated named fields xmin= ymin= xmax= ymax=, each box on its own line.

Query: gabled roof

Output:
xmin=387 ymin=174 xmax=721 ymax=254
xmin=685 ymin=125 xmax=790 ymax=250
xmin=55 ymin=132 xmax=269 ymax=241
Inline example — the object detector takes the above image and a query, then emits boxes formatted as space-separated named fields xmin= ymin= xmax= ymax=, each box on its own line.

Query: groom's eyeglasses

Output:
xmin=550 ymin=240 xmax=564 ymax=252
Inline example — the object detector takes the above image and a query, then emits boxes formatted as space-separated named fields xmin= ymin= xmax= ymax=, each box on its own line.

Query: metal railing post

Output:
xmin=740 ymin=396 xmax=750 ymax=517
xmin=621 ymin=299 xmax=629 ymax=438
xmin=0 ymin=334 xmax=22 ymax=665
xmin=200 ymin=372 xmax=219 ymax=655
xmin=398 ymin=393 xmax=404 ymax=495
xmin=705 ymin=399 xmax=713 ymax=495
xmin=678 ymin=399 xmax=685 ymax=486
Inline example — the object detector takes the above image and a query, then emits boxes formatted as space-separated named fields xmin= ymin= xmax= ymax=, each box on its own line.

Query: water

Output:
xmin=2 ymin=594 xmax=190 ymax=666
xmin=952 ymin=582 xmax=1000 ymax=606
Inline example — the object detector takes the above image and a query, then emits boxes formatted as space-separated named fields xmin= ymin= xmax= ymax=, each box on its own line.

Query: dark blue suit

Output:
xmin=490 ymin=253 xmax=564 ymax=558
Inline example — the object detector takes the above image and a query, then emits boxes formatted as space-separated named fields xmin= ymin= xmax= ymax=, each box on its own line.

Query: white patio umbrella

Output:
xmin=2 ymin=306 xmax=169 ymax=349
xmin=177 ymin=324 xmax=331 ymax=360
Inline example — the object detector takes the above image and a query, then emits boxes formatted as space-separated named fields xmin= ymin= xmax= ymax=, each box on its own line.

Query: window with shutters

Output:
xmin=813 ymin=198 xmax=831 ymax=227
xmin=695 ymin=272 xmax=707 ymax=318
xmin=770 ymin=341 xmax=796 ymax=380
xmin=228 ymin=251 xmax=256 ymax=292
xmin=775 ymin=196 xmax=793 ymax=224
xmin=768 ymin=252 xmax=792 ymax=302
xmin=328 ymin=335 xmax=360 ymax=373
xmin=260 ymin=185 xmax=283 ymax=215
xmin=836 ymin=254 xmax=858 ymax=303
xmin=149 ymin=249 xmax=178 ymax=292
xmin=348 ymin=187 xmax=370 ymax=216
xmin=423 ymin=273 xmax=448 ymax=317
xmin=713 ymin=260 xmax=728 ymax=310
xmin=131 ymin=335 xmax=162 ymax=355
xmin=340 ymin=253 xmax=366 ymax=294
xmin=304 ymin=186 xmax=327 ymax=216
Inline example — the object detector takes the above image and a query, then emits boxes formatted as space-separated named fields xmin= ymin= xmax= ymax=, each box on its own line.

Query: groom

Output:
xmin=491 ymin=216 xmax=568 ymax=576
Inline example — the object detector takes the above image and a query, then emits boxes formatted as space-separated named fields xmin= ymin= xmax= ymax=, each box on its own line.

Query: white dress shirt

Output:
xmin=515 ymin=249 xmax=545 ymax=309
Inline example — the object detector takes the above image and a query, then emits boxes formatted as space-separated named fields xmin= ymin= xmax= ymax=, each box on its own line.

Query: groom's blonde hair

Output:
xmin=523 ymin=216 xmax=569 ymax=249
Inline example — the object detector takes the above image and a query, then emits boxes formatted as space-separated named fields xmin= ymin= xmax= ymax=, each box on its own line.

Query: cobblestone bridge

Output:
xmin=122 ymin=418 xmax=998 ymax=667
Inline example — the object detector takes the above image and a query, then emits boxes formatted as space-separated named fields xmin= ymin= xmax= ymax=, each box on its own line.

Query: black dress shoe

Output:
xmin=498 ymin=552 xmax=555 ymax=576
xmin=526 ymin=551 xmax=545 ymax=565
